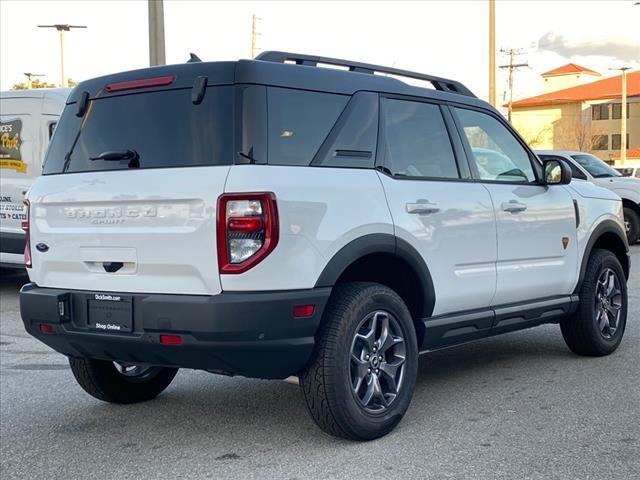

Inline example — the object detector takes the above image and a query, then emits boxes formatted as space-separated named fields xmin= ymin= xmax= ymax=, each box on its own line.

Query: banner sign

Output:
xmin=0 ymin=119 xmax=27 ymax=173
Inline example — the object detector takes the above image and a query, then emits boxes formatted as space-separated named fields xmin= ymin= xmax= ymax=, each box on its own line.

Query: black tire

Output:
xmin=561 ymin=249 xmax=628 ymax=356
xmin=69 ymin=357 xmax=178 ymax=404
xmin=300 ymin=282 xmax=418 ymax=440
xmin=623 ymin=207 xmax=639 ymax=245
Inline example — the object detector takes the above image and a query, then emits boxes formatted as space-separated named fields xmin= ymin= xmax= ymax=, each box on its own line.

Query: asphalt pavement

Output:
xmin=1 ymin=248 xmax=639 ymax=480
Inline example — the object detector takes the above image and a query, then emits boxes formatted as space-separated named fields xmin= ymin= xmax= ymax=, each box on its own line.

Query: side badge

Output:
xmin=562 ymin=237 xmax=569 ymax=250
xmin=35 ymin=243 xmax=50 ymax=253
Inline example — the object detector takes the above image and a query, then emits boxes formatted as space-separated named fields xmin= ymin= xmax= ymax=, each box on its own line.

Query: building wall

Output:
xmin=587 ymin=98 xmax=640 ymax=162
xmin=542 ymin=73 xmax=600 ymax=92
xmin=511 ymin=103 xmax=585 ymax=150
xmin=511 ymin=97 xmax=639 ymax=163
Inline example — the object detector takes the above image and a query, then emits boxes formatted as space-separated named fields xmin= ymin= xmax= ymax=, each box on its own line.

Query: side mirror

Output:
xmin=543 ymin=159 xmax=572 ymax=185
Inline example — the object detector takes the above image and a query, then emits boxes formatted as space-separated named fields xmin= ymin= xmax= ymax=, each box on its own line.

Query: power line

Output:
xmin=499 ymin=48 xmax=529 ymax=122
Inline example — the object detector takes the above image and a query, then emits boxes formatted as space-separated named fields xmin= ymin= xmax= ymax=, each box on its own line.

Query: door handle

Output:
xmin=501 ymin=200 xmax=527 ymax=213
xmin=406 ymin=202 xmax=440 ymax=215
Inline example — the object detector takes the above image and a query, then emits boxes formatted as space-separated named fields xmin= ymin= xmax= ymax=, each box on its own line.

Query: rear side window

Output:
xmin=267 ymin=87 xmax=348 ymax=166
xmin=380 ymin=98 xmax=459 ymax=179
xmin=43 ymin=87 xmax=233 ymax=174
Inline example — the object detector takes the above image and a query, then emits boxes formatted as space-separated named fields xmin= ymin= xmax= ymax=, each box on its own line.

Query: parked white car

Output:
xmin=0 ymin=88 xmax=70 ymax=267
xmin=615 ymin=166 xmax=640 ymax=179
xmin=20 ymin=53 xmax=630 ymax=440
xmin=537 ymin=150 xmax=640 ymax=244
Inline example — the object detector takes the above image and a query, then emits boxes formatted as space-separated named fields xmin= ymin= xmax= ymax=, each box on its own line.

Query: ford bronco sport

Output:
xmin=20 ymin=52 xmax=630 ymax=440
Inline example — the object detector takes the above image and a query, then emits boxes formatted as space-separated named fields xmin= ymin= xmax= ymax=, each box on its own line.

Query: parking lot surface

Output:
xmin=1 ymin=247 xmax=639 ymax=480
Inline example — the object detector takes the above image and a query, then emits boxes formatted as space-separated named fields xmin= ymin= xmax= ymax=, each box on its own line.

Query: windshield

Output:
xmin=570 ymin=154 xmax=621 ymax=178
xmin=43 ymin=87 xmax=233 ymax=174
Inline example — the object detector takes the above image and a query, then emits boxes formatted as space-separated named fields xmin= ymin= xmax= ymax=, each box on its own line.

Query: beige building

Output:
xmin=510 ymin=65 xmax=640 ymax=166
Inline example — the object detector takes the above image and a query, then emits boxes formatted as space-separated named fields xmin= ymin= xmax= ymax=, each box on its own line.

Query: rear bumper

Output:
xmin=20 ymin=283 xmax=331 ymax=379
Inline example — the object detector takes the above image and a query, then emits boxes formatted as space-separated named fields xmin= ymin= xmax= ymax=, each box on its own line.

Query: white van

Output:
xmin=0 ymin=88 xmax=70 ymax=268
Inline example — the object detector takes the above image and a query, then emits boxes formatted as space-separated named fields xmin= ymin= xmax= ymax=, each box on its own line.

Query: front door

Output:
xmin=452 ymin=106 xmax=578 ymax=305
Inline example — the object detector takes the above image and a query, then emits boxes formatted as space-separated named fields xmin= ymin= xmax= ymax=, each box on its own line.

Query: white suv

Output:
xmin=537 ymin=151 xmax=640 ymax=244
xmin=20 ymin=52 xmax=630 ymax=440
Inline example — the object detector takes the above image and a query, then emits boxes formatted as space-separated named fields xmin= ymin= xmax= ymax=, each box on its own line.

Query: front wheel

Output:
xmin=300 ymin=282 xmax=418 ymax=440
xmin=561 ymin=249 xmax=628 ymax=356
xmin=69 ymin=358 xmax=178 ymax=404
xmin=623 ymin=207 xmax=639 ymax=245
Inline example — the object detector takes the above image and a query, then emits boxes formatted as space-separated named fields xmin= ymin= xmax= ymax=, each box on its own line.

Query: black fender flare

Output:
xmin=574 ymin=219 xmax=629 ymax=294
xmin=314 ymin=233 xmax=435 ymax=318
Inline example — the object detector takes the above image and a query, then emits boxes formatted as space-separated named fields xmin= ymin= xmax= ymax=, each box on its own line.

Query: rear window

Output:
xmin=43 ymin=87 xmax=233 ymax=174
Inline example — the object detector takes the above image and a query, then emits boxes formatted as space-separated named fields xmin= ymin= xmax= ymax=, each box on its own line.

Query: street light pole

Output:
xmin=148 ymin=0 xmax=166 ymax=66
xmin=488 ymin=0 xmax=496 ymax=107
xmin=610 ymin=67 xmax=630 ymax=165
xmin=38 ymin=24 xmax=86 ymax=87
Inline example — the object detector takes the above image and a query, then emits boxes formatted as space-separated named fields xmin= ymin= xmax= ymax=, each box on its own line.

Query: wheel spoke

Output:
xmin=595 ymin=307 xmax=607 ymax=331
xmin=606 ymin=271 xmax=615 ymax=295
xmin=351 ymin=353 xmax=369 ymax=392
xmin=355 ymin=330 xmax=375 ymax=352
xmin=379 ymin=357 xmax=404 ymax=394
xmin=371 ymin=374 xmax=387 ymax=407
xmin=361 ymin=376 xmax=375 ymax=406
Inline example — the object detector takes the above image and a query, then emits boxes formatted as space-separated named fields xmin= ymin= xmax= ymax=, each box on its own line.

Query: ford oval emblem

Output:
xmin=35 ymin=243 xmax=50 ymax=253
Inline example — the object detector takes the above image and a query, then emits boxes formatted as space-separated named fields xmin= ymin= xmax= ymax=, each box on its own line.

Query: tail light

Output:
xmin=217 ymin=192 xmax=279 ymax=274
xmin=22 ymin=199 xmax=31 ymax=268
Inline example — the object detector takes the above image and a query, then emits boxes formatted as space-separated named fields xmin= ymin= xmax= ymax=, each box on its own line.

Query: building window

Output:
xmin=591 ymin=104 xmax=609 ymax=120
xmin=611 ymin=103 xmax=630 ymax=120
xmin=611 ymin=134 xmax=630 ymax=150
xmin=592 ymin=135 xmax=608 ymax=150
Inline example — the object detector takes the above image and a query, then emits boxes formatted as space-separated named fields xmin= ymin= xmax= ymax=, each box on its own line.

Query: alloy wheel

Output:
xmin=349 ymin=310 xmax=406 ymax=413
xmin=594 ymin=268 xmax=623 ymax=339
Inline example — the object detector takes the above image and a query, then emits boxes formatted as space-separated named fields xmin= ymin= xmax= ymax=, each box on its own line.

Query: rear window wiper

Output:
xmin=90 ymin=150 xmax=140 ymax=168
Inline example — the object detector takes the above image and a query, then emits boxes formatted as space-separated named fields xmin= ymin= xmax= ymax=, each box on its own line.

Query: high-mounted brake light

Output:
xmin=217 ymin=193 xmax=279 ymax=274
xmin=105 ymin=75 xmax=176 ymax=93
xmin=22 ymin=199 xmax=31 ymax=268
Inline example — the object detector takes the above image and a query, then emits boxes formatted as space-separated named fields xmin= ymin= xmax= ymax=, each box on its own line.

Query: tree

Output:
xmin=518 ymin=125 xmax=552 ymax=148
xmin=67 ymin=78 xmax=78 ymax=87
xmin=11 ymin=79 xmax=57 ymax=90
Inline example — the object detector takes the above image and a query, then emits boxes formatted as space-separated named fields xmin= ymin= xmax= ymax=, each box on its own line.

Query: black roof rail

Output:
xmin=255 ymin=51 xmax=476 ymax=98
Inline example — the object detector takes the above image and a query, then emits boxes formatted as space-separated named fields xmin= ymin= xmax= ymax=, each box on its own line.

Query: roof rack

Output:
xmin=255 ymin=51 xmax=476 ymax=98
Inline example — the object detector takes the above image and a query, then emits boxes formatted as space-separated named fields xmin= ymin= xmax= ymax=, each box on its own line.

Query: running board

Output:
xmin=420 ymin=295 xmax=579 ymax=351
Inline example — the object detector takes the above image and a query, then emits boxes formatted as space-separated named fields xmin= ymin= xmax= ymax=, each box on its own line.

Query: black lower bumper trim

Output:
xmin=0 ymin=231 xmax=25 ymax=255
xmin=20 ymin=284 xmax=331 ymax=379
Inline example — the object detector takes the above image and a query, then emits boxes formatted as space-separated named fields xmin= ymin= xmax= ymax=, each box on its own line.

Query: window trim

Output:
xmin=449 ymin=104 xmax=542 ymax=185
xmin=374 ymin=94 xmax=472 ymax=183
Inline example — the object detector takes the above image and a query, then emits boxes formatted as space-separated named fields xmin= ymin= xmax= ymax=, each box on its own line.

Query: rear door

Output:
xmin=377 ymin=97 xmax=497 ymax=317
xmin=27 ymin=85 xmax=235 ymax=295
xmin=453 ymin=106 xmax=578 ymax=305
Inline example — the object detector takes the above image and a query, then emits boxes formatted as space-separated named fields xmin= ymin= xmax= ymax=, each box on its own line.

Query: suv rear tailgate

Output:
xmin=27 ymin=167 xmax=229 ymax=295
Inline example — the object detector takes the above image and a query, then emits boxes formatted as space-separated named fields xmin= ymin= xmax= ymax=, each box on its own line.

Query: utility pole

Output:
xmin=488 ymin=0 xmax=496 ymax=106
xmin=23 ymin=73 xmax=44 ymax=89
xmin=148 ymin=0 xmax=166 ymax=66
xmin=499 ymin=48 xmax=529 ymax=122
xmin=251 ymin=14 xmax=261 ymax=58
xmin=610 ymin=67 xmax=631 ymax=165
xmin=37 ymin=24 xmax=86 ymax=87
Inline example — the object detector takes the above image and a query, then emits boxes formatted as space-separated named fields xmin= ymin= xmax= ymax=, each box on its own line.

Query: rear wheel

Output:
xmin=69 ymin=358 xmax=178 ymax=404
xmin=561 ymin=249 xmax=627 ymax=356
xmin=623 ymin=207 xmax=639 ymax=245
xmin=300 ymin=282 xmax=418 ymax=440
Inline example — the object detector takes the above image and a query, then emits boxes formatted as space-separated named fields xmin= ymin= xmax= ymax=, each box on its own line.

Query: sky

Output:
xmin=1 ymin=0 xmax=639 ymax=102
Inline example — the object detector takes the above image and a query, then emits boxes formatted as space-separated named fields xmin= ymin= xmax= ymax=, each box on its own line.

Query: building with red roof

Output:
xmin=510 ymin=66 xmax=639 ymax=165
